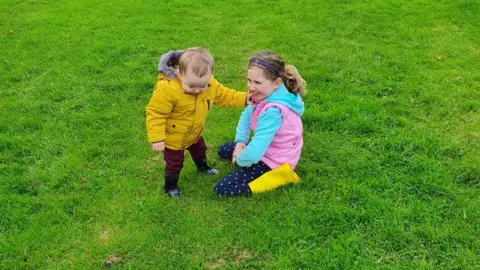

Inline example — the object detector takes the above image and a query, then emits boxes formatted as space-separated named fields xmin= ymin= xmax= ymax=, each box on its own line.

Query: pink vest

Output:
xmin=250 ymin=101 xmax=303 ymax=169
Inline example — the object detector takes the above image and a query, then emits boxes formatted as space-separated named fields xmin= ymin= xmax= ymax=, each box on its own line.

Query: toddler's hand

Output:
xmin=152 ymin=141 xmax=165 ymax=152
xmin=247 ymin=91 xmax=257 ymax=105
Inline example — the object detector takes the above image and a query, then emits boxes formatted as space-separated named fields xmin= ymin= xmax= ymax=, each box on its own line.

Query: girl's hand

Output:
xmin=232 ymin=142 xmax=246 ymax=164
xmin=152 ymin=141 xmax=165 ymax=152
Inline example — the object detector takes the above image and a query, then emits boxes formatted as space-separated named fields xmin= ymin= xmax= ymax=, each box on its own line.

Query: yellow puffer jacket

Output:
xmin=146 ymin=73 xmax=246 ymax=150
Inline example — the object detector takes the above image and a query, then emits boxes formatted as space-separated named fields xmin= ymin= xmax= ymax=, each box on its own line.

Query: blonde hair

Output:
xmin=248 ymin=51 xmax=307 ymax=96
xmin=178 ymin=47 xmax=214 ymax=77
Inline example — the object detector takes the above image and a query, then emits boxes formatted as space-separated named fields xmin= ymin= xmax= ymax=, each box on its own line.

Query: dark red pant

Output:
xmin=163 ymin=137 xmax=207 ymax=176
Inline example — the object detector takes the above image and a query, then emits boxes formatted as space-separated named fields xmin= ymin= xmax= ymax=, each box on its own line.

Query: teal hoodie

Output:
xmin=234 ymin=83 xmax=304 ymax=167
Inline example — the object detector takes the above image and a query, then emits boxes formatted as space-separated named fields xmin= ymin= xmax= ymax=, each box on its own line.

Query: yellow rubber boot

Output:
xmin=248 ymin=163 xmax=301 ymax=193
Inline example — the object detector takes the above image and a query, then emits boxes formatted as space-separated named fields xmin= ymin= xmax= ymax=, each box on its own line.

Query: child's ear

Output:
xmin=274 ymin=77 xmax=283 ymax=88
xmin=176 ymin=68 xmax=181 ymax=79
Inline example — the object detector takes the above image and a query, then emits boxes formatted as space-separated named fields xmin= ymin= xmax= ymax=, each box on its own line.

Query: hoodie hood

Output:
xmin=264 ymin=83 xmax=304 ymax=116
xmin=157 ymin=50 xmax=184 ymax=78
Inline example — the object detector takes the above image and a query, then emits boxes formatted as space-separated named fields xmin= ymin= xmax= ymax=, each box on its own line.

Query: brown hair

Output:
xmin=178 ymin=47 xmax=214 ymax=77
xmin=248 ymin=51 xmax=307 ymax=96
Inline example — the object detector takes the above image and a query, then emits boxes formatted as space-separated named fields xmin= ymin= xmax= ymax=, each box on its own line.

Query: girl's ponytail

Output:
xmin=284 ymin=65 xmax=307 ymax=96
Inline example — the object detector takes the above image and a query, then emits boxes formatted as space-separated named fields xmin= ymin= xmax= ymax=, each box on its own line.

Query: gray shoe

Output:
xmin=204 ymin=168 xmax=219 ymax=175
xmin=195 ymin=159 xmax=220 ymax=175
xmin=165 ymin=188 xmax=181 ymax=198
xmin=164 ymin=175 xmax=181 ymax=197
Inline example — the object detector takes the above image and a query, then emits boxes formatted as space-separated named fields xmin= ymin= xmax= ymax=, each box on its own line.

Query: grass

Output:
xmin=1 ymin=0 xmax=479 ymax=268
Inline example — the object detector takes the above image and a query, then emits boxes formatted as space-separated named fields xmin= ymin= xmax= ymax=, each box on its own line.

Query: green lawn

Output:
xmin=1 ymin=0 xmax=479 ymax=269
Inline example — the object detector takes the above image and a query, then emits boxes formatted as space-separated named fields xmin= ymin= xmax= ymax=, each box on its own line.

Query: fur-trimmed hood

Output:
xmin=157 ymin=50 xmax=184 ymax=78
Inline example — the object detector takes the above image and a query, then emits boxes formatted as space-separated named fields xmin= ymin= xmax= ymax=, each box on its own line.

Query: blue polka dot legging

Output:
xmin=214 ymin=142 xmax=272 ymax=196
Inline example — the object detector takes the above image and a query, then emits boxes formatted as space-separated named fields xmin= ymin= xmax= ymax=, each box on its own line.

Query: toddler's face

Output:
xmin=247 ymin=67 xmax=281 ymax=102
xmin=179 ymin=70 xmax=211 ymax=95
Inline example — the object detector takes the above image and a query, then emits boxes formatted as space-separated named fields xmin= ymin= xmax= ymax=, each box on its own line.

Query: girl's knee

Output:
xmin=216 ymin=147 xmax=225 ymax=159
xmin=214 ymin=183 xmax=226 ymax=196
xmin=217 ymin=142 xmax=234 ymax=160
xmin=214 ymin=176 xmax=232 ymax=196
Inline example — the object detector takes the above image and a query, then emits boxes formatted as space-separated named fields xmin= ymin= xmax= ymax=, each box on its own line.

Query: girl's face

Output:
xmin=247 ymin=67 xmax=282 ymax=102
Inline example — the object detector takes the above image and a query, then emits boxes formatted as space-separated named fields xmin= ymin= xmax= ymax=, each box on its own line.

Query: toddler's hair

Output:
xmin=178 ymin=47 xmax=214 ymax=78
xmin=248 ymin=51 xmax=306 ymax=96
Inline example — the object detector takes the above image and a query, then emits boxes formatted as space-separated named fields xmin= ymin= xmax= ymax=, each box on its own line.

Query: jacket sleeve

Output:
xmin=211 ymin=78 xmax=247 ymax=108
xmin=235 ymin=107 xmax=283 ymax=167
xmin=146 ymin=82 xmax=175 ymax=143
xmin=234 ymin=105 xmax=254 ymax=143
